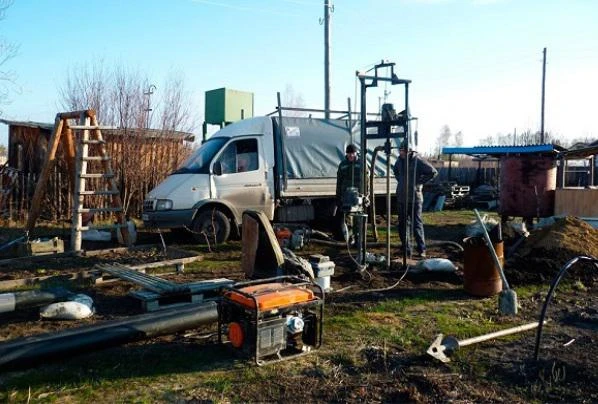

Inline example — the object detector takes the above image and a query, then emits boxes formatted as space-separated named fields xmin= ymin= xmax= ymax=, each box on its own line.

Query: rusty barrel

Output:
xmin=462 ymin=237 xmax=503 ymax=297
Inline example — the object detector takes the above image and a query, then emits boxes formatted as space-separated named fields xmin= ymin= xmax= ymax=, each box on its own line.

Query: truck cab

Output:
xmin=142 ymin=117 xmax=276 ymax=243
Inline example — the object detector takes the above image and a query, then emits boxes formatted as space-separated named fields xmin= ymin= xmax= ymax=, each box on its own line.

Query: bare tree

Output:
xmin=435 ymin=125 xmax=452 ymax=156
xmin=281 ymin=84 xmax=308 ymax=117
xmin=58 ymin=61 xmax=197 ymax=217
xmin=454 ymin=131 xmax=463 ymax=147
xmin=0 ymin=0 xmax=18 ymax=115
xmin=157 ymin=71 xmax=196 ymax=133
xmin=60 ymin=61 xmax=111 ymax=123
xmin=479 ymin=129 xmax=555 ymax=147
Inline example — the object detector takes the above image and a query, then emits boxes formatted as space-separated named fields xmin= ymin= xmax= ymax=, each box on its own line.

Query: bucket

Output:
xmin=462 ymin=237 xmax=503 ymax=297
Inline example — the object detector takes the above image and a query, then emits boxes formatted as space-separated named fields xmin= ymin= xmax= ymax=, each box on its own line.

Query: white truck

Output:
xmin=142 ymin=115 xmax=397 ymax=243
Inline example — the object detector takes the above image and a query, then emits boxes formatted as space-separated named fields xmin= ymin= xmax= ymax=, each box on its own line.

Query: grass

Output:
xmin=1 ymin=209 xmax=586 ymax=402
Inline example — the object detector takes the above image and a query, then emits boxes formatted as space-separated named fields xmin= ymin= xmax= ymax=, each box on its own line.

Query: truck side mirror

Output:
xmin=213 ymin=161 xmax=222 ymax=176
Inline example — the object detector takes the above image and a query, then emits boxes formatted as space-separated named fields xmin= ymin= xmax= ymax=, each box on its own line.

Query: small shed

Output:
xmin=554 ymin=143 xmax=598 ymax=219
xmin=1 ymin=119 xmax=195 ymax=218
xmin=442 ymin=144 xmax=563 ymax=220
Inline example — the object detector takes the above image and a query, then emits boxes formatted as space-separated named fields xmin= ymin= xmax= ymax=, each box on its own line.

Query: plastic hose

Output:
xmin=533 ymin=255 xmax=598 ymax=360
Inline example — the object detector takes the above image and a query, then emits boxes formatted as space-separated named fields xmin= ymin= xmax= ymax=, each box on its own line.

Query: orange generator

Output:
xmin=218 ymin=277 xmax=324 ymax=365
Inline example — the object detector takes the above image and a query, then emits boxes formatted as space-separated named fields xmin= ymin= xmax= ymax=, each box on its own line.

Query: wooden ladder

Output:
xmin=70 ymin=112 xmax=129 ymax=251
xmin=25 ymin=110 xmax=129 ymax=252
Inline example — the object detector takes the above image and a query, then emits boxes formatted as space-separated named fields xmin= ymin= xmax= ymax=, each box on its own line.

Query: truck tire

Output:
xmin=192 ymin=209 xmax=231 ymax=244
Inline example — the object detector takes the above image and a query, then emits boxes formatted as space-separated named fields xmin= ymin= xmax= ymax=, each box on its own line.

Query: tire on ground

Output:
xmin=191 ymin=209 xmax=231 ymax=244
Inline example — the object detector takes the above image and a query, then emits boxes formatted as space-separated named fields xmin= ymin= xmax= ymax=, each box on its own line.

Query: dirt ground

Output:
xmin=0 ymin=214 xmax=597 ymax=402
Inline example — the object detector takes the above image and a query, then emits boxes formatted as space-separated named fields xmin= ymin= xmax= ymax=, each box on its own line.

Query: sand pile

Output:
xmin=507 ymin=216 xmax=598 ymax=284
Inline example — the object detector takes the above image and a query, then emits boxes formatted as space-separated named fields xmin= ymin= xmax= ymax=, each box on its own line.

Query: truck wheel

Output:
xmin=192 ymin=209 xmax=231 ymax=244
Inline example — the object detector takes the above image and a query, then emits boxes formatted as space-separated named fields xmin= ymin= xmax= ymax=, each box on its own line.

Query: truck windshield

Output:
xmin=172 ymin=137 xmax=229 ymax=174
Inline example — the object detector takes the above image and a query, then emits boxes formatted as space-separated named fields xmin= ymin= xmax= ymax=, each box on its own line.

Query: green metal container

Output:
xmin=205 ymin=88 xmax=254 ymax=125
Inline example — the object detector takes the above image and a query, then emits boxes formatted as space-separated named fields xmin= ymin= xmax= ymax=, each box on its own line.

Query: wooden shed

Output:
xmin=554 ymin=143 xmax=598 ymax=219
xmin=1 ymin=119 xmax=195 ymax=219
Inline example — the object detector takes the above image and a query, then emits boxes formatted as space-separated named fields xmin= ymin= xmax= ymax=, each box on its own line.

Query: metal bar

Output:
xmin=386 ymin=140 xmax=392 ymax=269
xmin=267 ymin=106 xmax=380 ymax=117
xmin=473 ymin=209 xmax=510 ymax=289
xmin=460 ymin=321 xmax=543 ymax=347
xmin=277 ymin=92 xmax=288 ymax=191
xmin=360 ymin=74 xmax=411 ymax=84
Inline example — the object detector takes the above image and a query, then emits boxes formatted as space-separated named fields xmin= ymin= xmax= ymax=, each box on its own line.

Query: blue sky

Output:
xmin=1 ymin=0 xmax=597 ymax=154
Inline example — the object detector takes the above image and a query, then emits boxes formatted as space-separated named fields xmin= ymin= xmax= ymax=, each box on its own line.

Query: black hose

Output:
xmin=533 ymin=255 xmax=598 ymax=360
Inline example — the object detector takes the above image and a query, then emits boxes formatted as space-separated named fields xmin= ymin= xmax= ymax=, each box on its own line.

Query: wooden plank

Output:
xmin=57 ymin=110 xmax=95 ymax=120
xmin=241 ymin=214 xmax=259 ymax=278
xmin=555 ymin=188 xmax=598 ymax=217
xmin=62 ymin=126 xmax=77 ymax=191
xmin=25 ymin=116 xmax=64 ymax=233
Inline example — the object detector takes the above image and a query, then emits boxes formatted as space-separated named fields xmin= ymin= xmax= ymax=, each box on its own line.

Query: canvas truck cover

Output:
xmin=272 ymin=116 xmax=398 ymax=184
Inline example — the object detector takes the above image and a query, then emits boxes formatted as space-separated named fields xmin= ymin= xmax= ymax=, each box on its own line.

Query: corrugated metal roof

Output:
xmin=0 ymin=119 xmax=194 ymax=141
xmin=0 ymin=119 xmax=54 ymax=130
xmin=442 ymin=144 xmax=560 ymax=156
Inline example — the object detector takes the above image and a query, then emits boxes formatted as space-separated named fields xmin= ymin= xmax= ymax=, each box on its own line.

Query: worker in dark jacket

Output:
xmin=393 ymin=142 xmax=438 ymax=257
xmin=335 ymin=144 xmax=367 ymax=242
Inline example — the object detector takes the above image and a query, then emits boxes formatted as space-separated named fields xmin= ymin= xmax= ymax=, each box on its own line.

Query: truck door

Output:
xmin=211 ymin=137 xmax=273 ymax=219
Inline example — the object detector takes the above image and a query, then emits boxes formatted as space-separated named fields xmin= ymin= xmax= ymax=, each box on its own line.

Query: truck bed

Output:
xmin=280 ymin=177 xmax=398 ymax=198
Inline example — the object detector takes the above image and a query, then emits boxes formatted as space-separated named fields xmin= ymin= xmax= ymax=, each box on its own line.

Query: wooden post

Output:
xmin=25 ymin=116 xmax=64 ymax=234
xmin=62 ymin=126 xmax=77 ymax=190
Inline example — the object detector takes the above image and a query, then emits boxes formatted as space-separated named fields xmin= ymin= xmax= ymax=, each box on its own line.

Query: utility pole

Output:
xmin=540 ymin=47 xmax=547 ymax=143
xmin=144 ymin=84 xmax=157 ymax=129
xmin=322 ymin=0 xmax=333 ymax=119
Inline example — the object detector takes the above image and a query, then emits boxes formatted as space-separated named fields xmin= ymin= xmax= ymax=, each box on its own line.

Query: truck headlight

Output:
xmin=155 ymin=199 xmax=173 ymax=210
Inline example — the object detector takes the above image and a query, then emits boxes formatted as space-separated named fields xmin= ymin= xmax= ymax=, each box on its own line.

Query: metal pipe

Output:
xmin=473 ymin=209 xmax=510 ymax=289
xmin=385 ymin=140 xmax=392 ymax=269
xmin=0 ymin=235 xmax=26 ymax=253
xmin=369 ymin=145 xmax=385 ymax=241
xmin=358 ymin=76 xmax=368 ymax=266
xmin=0 ymin=289 xmax=70 ymax=313
xmin=324 ymin=0 xmax=332 ymax=119
xmin=0 ymin=301 xmax=218 ymax=370
xmin=401 ymin=86 xmax=410 ymax=268
xmin=276 ymin=92 xmax=288 ymax=191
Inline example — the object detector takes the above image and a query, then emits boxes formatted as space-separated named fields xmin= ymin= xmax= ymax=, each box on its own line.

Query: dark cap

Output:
xmin=399 ymin=140 xmax=408 ymax=150
xmin=346 ymin=144 xmax=357 ymax=154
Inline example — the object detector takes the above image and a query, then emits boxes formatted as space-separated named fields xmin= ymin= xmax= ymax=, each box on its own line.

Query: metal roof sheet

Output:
xmin=0 ymin=119 xmax=194 ymax=141
xmin=442 ymin=144 xmax=559 ymax=156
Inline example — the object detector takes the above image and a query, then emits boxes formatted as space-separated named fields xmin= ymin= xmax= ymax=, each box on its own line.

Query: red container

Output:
xmin=463 ymin=237 xmax=503 ymax=297
xmin=499 ymin=155 xmax=556 ymax=218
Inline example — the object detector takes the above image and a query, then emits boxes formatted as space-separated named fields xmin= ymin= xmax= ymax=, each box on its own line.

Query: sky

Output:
xmin=0 ymin=0 xmax=597 ymax=155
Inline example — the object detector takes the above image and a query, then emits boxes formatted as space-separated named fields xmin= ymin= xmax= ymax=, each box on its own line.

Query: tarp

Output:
xmin=273 ymin=117 xmax=398 ymax=180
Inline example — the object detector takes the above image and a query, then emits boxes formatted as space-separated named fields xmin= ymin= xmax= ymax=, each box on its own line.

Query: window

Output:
xmin=172 ymin=137 xmax=229 ymax=174
xmin=216 ymin=138 xmax=258 ymax=174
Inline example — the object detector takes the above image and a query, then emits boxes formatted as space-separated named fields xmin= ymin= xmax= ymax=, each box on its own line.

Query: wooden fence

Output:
xmin=1 ymin=166 xmax=160 ymax=223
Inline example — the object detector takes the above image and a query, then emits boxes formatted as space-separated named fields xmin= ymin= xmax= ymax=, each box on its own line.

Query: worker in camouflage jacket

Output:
xmin=335 ymin=144 xmax=369 ymax=242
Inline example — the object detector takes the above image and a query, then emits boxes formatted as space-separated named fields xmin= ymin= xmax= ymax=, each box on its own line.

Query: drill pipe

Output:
xmin=0 ymin=301 xmax=217 ymax=371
